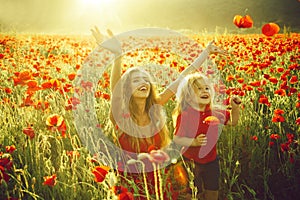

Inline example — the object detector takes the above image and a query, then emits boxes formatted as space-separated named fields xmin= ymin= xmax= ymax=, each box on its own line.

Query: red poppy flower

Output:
xmin=4 ymin=88 xmax=12 ymax=94
xmin=226 ymin=75 xmax=234 ymax=82
xmin=233 ymin=15 xmax=253 ymax=28
xmin=21 ymin=94 xmax=34 ymax=107
xmin=101 ymin=93 xmax=110 ymax=100
xmin=288 ymin=87 xmax=297 ymax=96
xmin=0 ymin=157 xmax=13 ymax=171
xmin=270 ymin=134 xmax=280 ymax=140
xmin=5 ymin=145 xmax=16 ymax=154
xmin=268 ymin=77 xmax=278 ymax=84
xmin=249 ymin=81 xmax=261 ymax=87
xmin=13 ymin=70 xmax=32 ymax=86
xmin=258 ymin=94 xmax=270 ymax=106
xmin=296 ymin=117 xmax=300 ymax=125
xmin=280 ymin=142 xmax=290 ymax=152
xmin=277 ymin=67 xmax=284 ymax=73
xmin=34 ymin=100 xmax=49 ymax=110
xmin=274 ymin=109 xmax=284 ymax=115
xmin=66 ymin=97 xmax=81 ymax=110
xmin=204 ymin=116 xmax=220 ymax=125
xmin=46 ymin=114 xmax=64 ymax=127
xmin=81 ymin=80 xmax=93 ymax=91
xmin=118 ymin=192 xmax=134 ymax=200
xmin=274 ymin=89 xmax=286 ymax=96
xmin=27 ymin=80 xmax=38 ymax=88
xmin=286 ymin=133 xmax=294 ymax=143
xmin=148 ymin=149 xmax=170 ymax=164
xmin=237 ymin=78 xmax=244 ymax=83
xmin=23 ymin=126 xmax=35 ymax=139
xmin=43 ymin=174 xmax=57 ymax=187
xmin=92 ymin=166 xmax=110 ymax=183
xmin=251 ymin=136 xmax=258 ymax=141
xmin=46 ymin=114 xmax=67 ymax=137
xmin=147 ymin=144 xmax=158 ymax=153
xmin=68 ymin=73 xmax=76 ymax=81
xmin=289 ymin=75 xmax=298 ymax=84
xmin=111 ymin=186 xmax=134 ymax=200
xmin=50 ymin=79 xmax=61 ymax=89
xmin=262 ymin=23 xmax=280 ymax=36
xmin=0 ymin=165 xmax=10 ymax=183
xmin=263 ymin=74 xmax=270 ymax=79
xmin=272 ymin=115 xmax=285 ymax=123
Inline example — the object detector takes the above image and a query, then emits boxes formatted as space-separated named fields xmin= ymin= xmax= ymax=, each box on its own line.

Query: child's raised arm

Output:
xmin=157 ymin=41 xmax=228 ymax=105
xmin=227 ymin=96 xmax=241 ymax=126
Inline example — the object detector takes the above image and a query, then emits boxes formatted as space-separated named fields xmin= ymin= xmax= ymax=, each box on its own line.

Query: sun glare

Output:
xmin=80 ymin=0 xmax=113 ymax=6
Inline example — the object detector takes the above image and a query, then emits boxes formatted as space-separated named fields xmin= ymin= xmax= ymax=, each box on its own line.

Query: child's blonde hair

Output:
xmin=172 ymin=73 xmax=225 ymax=126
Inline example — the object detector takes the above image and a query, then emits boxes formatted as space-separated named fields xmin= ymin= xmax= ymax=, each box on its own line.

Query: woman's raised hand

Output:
xmin=91 ymin=26 xmax=121 ymax=55
xmin=91 ymin=26 xmax=105 ymax=45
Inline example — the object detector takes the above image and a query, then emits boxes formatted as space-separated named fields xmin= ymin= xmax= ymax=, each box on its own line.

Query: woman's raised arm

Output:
xmin=91 ymin=26 xmax=122 ymax=91
xmin=91 ymin=27 xmax=123 ymax=124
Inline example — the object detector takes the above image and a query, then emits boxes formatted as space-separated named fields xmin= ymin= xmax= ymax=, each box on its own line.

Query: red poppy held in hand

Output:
xmin=203 ymin=116 xmax=220 ymax=125
xmin=233 ymin=15 xmax=253 ymax=28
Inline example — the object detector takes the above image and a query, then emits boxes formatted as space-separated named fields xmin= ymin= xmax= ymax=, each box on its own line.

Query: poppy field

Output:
xmin=0 ymin=26 xmax=299 ymax=200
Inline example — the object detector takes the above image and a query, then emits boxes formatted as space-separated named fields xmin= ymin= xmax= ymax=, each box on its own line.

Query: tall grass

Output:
xmin=0 ymin=31 xmax=299 ymax=199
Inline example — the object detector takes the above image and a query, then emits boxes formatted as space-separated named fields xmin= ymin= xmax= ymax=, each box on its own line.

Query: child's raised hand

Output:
xmin=230 ymin=96 xmax=242 ymax=108
xmin=206 ymin=40 xmax=228 ymax=55
xmin=193 ymin=134 xmax=207 ymax=146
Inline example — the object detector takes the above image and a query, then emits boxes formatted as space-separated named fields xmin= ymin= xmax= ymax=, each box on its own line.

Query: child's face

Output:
xmin=189 ymin=78 xmax=211 ymax=108
xmin=130 ymin=71 xmax=151 ymax=99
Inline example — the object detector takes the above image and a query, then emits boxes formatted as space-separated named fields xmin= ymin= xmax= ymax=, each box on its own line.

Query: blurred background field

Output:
xmin=0 ymin=0 xmax=299 ymax=34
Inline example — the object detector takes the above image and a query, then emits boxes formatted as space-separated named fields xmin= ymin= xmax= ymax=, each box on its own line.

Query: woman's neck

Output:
xmin=133 ymin=98 xmax=147 ymax=115
xmin=132 ymin=98 xmax=150 ymax=126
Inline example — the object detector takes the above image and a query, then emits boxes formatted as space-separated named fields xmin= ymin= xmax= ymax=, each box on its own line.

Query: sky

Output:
xmin=0 ymin=0 xmax=299 ymax=34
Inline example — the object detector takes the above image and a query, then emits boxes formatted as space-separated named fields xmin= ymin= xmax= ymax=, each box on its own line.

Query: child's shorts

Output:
xmin=184 ymin=157 xmax=220 ymax=193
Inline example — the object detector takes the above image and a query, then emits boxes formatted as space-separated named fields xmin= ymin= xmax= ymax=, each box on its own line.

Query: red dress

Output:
xmin=118 ymin=132 xmax=178 ymax=199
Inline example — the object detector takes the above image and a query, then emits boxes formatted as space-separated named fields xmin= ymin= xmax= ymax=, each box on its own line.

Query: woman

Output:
xmin=91 ymin=27 xmax=227 ymax=199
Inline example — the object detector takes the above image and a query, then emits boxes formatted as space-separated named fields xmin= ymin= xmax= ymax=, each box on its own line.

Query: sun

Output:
xmin=79 ymin=0 xmax=113 ymax=6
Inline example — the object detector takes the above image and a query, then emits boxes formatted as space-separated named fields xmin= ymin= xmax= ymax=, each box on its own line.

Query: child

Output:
xmin=173 ymin=73 xmax=241 ymax=200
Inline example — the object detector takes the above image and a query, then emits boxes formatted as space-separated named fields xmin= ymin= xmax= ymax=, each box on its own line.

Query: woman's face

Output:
xmin=130 ymin=70 xmax=151 ymax=99
xmin=189 ymin=78 xmax=211 ymax=107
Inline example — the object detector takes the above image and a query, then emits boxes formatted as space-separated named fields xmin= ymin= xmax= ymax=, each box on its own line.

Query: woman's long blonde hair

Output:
xmin=112 ymin=67 xmax=170 ymax=151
